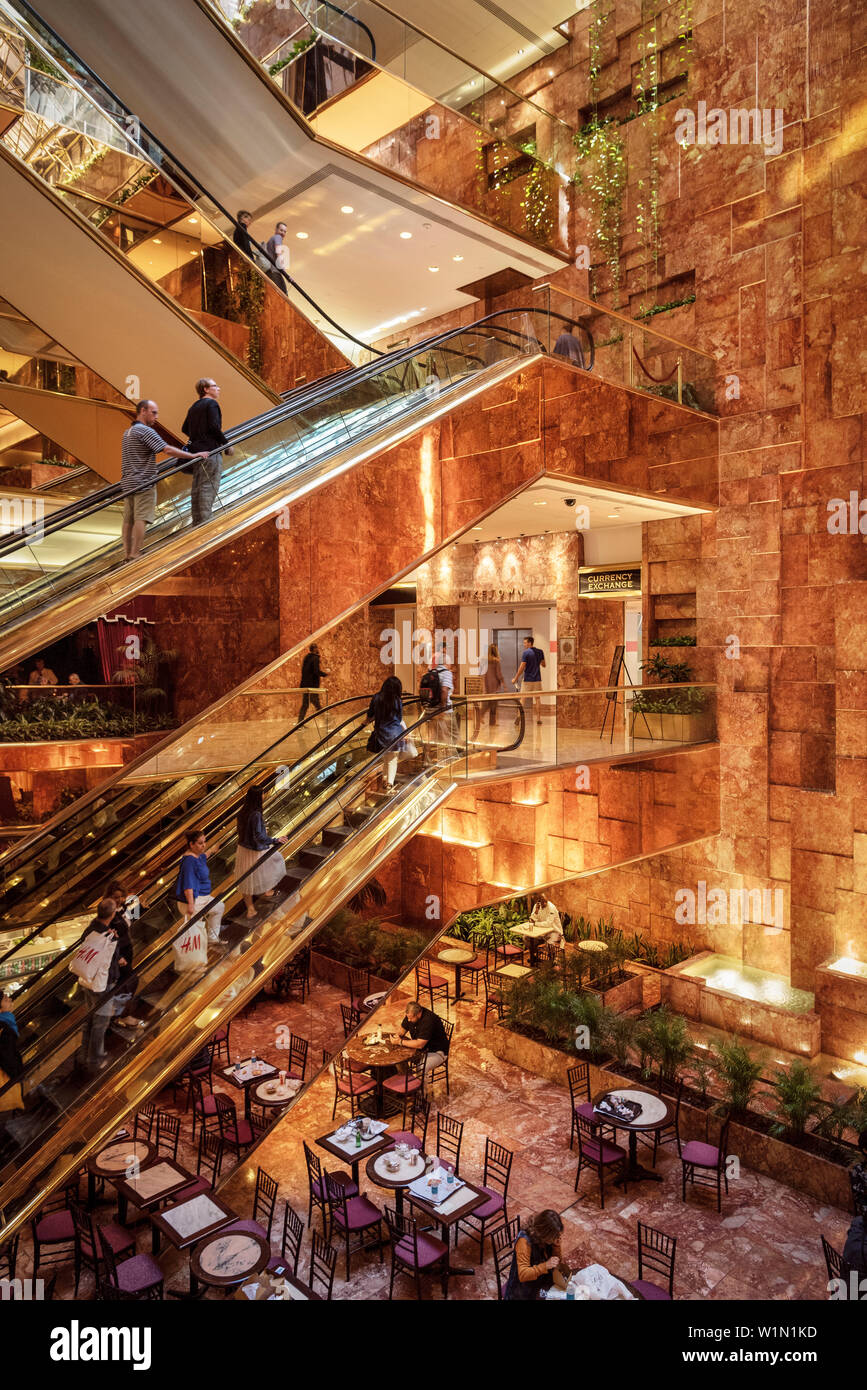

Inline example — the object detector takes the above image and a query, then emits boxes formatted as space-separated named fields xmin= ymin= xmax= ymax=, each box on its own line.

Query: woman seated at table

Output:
xmin=503 ymin=1209 xmax=565 ymax=1300
xmin=529 ymin=893 xmax=564 ymax=946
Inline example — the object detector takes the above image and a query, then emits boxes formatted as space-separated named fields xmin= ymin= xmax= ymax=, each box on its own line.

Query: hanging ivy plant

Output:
xmin=519 ymin=140 xmax=555 ymax=242
xmin=573 ymin=114 xmax=626 ymax=304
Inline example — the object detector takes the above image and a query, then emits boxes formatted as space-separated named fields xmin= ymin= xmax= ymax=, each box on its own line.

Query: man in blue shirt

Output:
xmin=513 ymin=635 xmax=546 ymax=726
xmin=175 ymin=829 xmax=224 ymax=943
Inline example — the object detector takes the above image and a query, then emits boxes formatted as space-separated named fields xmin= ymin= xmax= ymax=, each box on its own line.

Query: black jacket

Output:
xmin=300 ymin=651 xmax=325 ymax=688
xmin=237 ymin=806 xmax=279 ymax=853
xmin=181 ymin=397 xmax=228 ymax=454
xmin=0 ymin=1020 xmax=22 ymax=1080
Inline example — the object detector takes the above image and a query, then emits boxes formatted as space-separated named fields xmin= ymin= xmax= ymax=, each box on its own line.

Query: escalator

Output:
xmin=0 ymin=304 xmax=563 ymax=668
xmin=0 ymin=689 xmax=526 ymax=1238
xmin=23 ymin=0 xmax=564 ymax=352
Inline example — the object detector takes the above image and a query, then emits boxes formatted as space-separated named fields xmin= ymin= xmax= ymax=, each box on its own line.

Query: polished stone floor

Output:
xmin=15 ymin=964 xmax=852 ymax=1300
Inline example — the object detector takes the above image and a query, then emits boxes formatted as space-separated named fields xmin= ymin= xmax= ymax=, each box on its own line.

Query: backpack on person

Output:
xmin=419 ymin=667 xmax=442 ymax=707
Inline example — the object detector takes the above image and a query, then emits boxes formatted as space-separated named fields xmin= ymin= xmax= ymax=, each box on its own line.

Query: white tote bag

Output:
xmin=69 ymin=931 xmax=116 ymax=994
xmin=173 ymin=920 xmax=208 ymax=971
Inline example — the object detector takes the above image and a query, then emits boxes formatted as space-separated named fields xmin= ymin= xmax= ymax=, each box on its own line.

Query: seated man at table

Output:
xmin=529 ymin=892 xmax=564 ymax=946
xmin=398 ymin=1000 xmax=450 ymax=1076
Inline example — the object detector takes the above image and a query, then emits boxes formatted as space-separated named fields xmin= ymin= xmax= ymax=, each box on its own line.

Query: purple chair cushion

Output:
xmin=35 ymin=1210 xmax=75 ymax=1243
xmin=116 ymin=1253 xmax=163 ymax=1293
xmin=194 ymin=1094 xmax=220 ymax=1115
xmin=463 ymin=956 xmax=486 ymax=971
xmin=312 ymin=1174 xmax=358 ymax=1200
xmin=582 ymin=1138 xmax=625 ymax=1164
xmin=394 ymin=1230 xmax=448 ymax=1268
xmin=574 ymin=1101 xmax=596 ymax=1121
xmin=389 ymin=1132 xmax=423 ymax=1151
xmin=173 ymin=1176 xmax=212 ymax=1202
xmin=220 ymin=1218 xmax=268 ymax=1240
xmin=632 ymin=1278 xmax=671 ymax=1300
xmin=382 ymin=1074 xmax=422 ymax=1096
xmin=224 ymin=1119 xmax=255 ymax=1146
xmin=681 ymin=1140 xmax=719 ymax=1167
xmin=420 ymin=973 xmax=447 ymax=989
xmin=332 ymin=1196 xmax=382 ymax=1232
xmin=466 ymin=1185 xmax=504 ymax=1220
xmin=337 ymin=1076 xmax=376 ymax=1096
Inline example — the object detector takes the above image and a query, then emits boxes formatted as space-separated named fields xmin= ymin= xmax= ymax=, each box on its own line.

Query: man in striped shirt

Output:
xmin=121 ymin=400 xmax=207 ymax=561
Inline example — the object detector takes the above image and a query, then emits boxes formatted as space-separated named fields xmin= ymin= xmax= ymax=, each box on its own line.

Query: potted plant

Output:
xmin=634 ymin=1005 xmax=692 ymax=1089
xmin=711 ymin=1037 xmax=764 ymax=1116
xmin=634 ymin=651 xmax=713 ymax=742
xmin=770 ymin=1059 xmax=824 ymax=1140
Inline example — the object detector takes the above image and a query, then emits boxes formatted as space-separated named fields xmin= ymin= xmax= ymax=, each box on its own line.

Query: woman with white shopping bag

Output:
xmin=69 ymin=898 xmax=121 ymax=1072
xmin=174 ymin=829 xmax=224 ymax=946
xmin=234 ymin=784 xmax=288 ymax=920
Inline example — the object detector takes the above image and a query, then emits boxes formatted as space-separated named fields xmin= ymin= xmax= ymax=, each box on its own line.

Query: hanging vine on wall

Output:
xmin=236 ymin=265 xmax=265 ymax=378
xmin=519 ymin=140 xmax=555 ymax=242
xmin=572 ymin=0 xmax=626 ymax=305
xmin=633 ymin=0 xmax=661 ymax=312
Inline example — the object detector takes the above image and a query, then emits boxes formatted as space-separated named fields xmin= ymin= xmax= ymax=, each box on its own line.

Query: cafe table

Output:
xmin=591 ymin=1086 xmax=674 ymax=1184
xmin=508 ymin=920 xmax=551 ymax=967
xmin=191 ymin=1229 xmax=271 ymax=1296
xmin=343 ymin=1031 xmax=417 ymax=1115
xmin=315 ymin=1124 xmax=395 ymax=1190
xmin=251 ymin=1075 xmax=302 ymax=1112
xmin=151 ymin=1190 xmax=238 ymax=1295
xmin=86 ymin=1136 xmax=157 ymax=1207
xmin=495 ymin=962 xmax=533 ymax=981
xmin=365 ymin=1143 xmax=428 ymax=1217
xmin=406 ymin=1175 xmax=488 ymax=1278
xmin=436 ymin=946 xmax=476 ymax=1002
xmin=220 ymin=1056 xmax=278 ymax=1120
xmin=112 ymin=1156 xmax=196 ymax=1239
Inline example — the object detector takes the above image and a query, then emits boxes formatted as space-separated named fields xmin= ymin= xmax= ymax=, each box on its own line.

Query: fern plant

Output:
xmin=770 ymin=1059 xmax=824 ymax=1137
xmin=712 ymin=1038 xmax=764 ymax=1114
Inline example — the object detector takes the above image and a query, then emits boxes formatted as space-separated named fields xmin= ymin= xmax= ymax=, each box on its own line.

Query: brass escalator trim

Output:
xmin=0 ymin=145 xmax=279 ymax=404
xmin=0 ymin=353 xmax=530 ymax=669
xmin=0 ymin=772 xmax=454 ymax=1236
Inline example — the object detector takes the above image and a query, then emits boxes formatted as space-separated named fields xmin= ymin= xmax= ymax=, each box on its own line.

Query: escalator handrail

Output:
xmin=2 ymin=695 xmax=442 ymax=1077
xmin=0 ymin=692 xmax=381 ymax=956
xmin=8 ymin=0 xmax=378 ymax=361
xmin=303 ymin=0 xmax=377 ymax=59
xmin=4 ymin=692 xmax=524 ymax=1060
xmin=0 ymin=308 xmax=554 ymax=558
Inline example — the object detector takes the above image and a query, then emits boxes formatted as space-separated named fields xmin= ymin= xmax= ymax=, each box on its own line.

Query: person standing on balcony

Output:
xmin=513 ymin=634 xmax=546 ymax=726
xmin=297 ymin=643 xmax=329 ymax=723
xmin=120 ymin=400 xmax=207 ymax=561
xmin=182 ymin=378 xmax=232 ymax=525
xmin=552 ymin=321 xmax=586 ymax=368
xmin=28 ymin=657 xmax=57 ymax=687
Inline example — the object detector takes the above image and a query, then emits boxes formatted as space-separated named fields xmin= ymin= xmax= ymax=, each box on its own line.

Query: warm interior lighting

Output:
xmin=533 ymin=501 xmax=547 ymax=507
xmin=400 ymin=231 xmax=412 ymax=239
xmin=428 ymin=265 xmax=440 ymax=272
xmin=153 ymin=238 xmax=162 ymax=244
xmin=340 ymin=204 xmax=354 ymax=214
xmin=453 ymin=254 xmax=464 ymax=261
xmin=295 ymin=231 xmax=309 ymax=239
xmin=828 ymin=955 xmax=867 ymax=979
xmin=187 ymin=216 xmax=198 ymax=223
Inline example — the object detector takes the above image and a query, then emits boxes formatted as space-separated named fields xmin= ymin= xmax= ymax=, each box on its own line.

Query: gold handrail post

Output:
xmin=677 ymin=355 xmax=683 ymax=405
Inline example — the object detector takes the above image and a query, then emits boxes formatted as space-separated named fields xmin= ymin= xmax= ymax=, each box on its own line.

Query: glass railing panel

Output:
xmin=533 ymin=283 xmax=717 ymax=416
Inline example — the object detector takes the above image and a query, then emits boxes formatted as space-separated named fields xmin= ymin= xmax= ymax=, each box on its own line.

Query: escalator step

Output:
xmin=298 ymin=844 xmax=332 ymax=869
xmin=320 ymin=824 xmax=354 ymax=848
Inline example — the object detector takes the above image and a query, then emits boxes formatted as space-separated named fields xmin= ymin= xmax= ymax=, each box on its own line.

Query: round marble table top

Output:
xmin=254 ymin=1077 xmax=301 ymax=1106
xmin=437 ymin=948 xmax=475 ymax=964
xmin=592 ymin=1087 xmax=673 ymax=1131
xmin=193 ymin=1230 xmax=270 ymax=1286
xmin=344 ymin=1033 xmax=416 ymax=1069
xmin=369 ymin=1146 xmax=426 ymax=1187
xmin=577 ymin=939 xmax=609 ymax=953
xmin=89 ymin=1138 xmax=156 ymax=1175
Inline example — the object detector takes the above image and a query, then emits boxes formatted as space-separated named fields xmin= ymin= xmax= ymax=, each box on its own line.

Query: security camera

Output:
xmin=564 ymin=498 xmax=577 ymax=507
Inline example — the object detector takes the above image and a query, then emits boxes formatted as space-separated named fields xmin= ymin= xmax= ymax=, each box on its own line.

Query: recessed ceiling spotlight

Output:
xmin=452 ymin=254 xmax=464 ymax=261
xmin=340 ymin=204 xmax=354 ymax=214
xmin=295 ymin=231 xmax=308 ymax=239
xmin=607 ymin=511 xmax=621 ymax=518
xmin=428 ymin=265 xmax=439 ymax=273
xmin=187 ymin=216 xmax=198 ymax=223
xmin=533 ymin=501 xmax=547 ymax=506
xmin=517 ymin=48 xmax=525 ymax=55
xmin=153 ymin=238 xmax=162 ymax=244
xmin=472 ymin=526 xmax=482 ymax=530
xmin=400 ymin=231 xmax=412 ymax=239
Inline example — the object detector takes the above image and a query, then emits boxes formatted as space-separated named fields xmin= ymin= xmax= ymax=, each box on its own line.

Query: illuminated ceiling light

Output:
xmin=340 ymin=204 xmax=354 ymax=214
xmin=400 ymin=231 xmax=412 ymax=239
xmin=517 ymin=48 xmax=525 ymax=55
xmin=153 ymin=238 xmax=162 ymax=244
xmin=533 ymin=501 xmax=547 ymax=506
xmin=472 ymin=526 xmax=482 ymax=530
xmin=187 ymin=216 xmax=198 ymax=223
xmin=295 ymin=231 xmax=308 ymax=239
xmin=452 ymin=254 xmax=464 ymax=261
xmin=428 ymin=265 xmax=439 ymax=273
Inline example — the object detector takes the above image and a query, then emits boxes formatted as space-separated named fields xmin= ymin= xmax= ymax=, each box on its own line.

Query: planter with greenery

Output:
xmin=0 ymin=697 xmax=174 ymax=744
xmin=312 ymin=908 xmax=431 ymax=984
xmin=633 ymin=650 xmax=713 ymax=740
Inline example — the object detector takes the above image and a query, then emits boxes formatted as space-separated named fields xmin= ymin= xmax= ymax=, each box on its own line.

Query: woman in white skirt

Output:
xmin=235 ymin=784 xmax=288 ymax=920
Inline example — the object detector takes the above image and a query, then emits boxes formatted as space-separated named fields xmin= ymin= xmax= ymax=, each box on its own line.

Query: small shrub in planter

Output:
xmin=711 ymin=1037 xmax=765 ymax=1116
xmin=634 ymin=1005 xmax=692 ymax=1085
xmin=770 ymin=1059 xmax=825 ymax=1139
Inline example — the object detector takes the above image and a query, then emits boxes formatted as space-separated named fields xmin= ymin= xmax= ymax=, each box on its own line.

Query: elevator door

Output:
xmin=494 ymin=629 xmax=533 ymax=687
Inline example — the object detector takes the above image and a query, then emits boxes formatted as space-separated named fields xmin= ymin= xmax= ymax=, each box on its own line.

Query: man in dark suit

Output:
xmin=181 ymin=377 xmax=232 ymax=524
